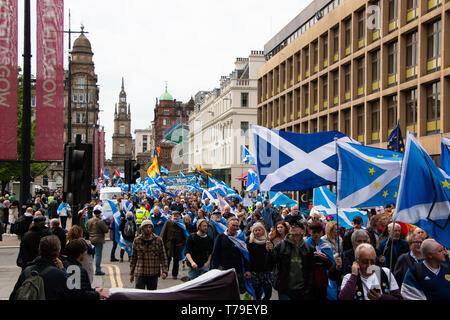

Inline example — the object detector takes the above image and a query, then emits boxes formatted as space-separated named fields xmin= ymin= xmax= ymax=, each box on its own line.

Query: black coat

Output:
xmin=62 ymin=258 xmax=99 ymax=300
xmin=47 ymin=200 xmax=61 ymax=219
xmin=17 ymin=226 xmax=52 ymax=268
xmin=266 ymin=238 xmax=314 ymax=293
xmin=50 ymin=227 xmax=67 ymax=255
xmin=393 ymin=251 xmax=416 ymax=285
xmin=170 ymin=202 xmax=183 ymax=213
xmin=10 ymin=257 xmax=69 ymax=300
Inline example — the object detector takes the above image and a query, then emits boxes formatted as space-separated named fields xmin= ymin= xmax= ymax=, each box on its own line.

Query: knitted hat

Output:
xmin=141 ymin=219 xmax=153 ymax=228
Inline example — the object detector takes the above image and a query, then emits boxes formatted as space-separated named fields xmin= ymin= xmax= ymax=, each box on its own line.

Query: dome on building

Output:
xmin=159 ymin=87 xmax=173 ymax=101
xmin=72 ymin=32 xmax=92 ymax=54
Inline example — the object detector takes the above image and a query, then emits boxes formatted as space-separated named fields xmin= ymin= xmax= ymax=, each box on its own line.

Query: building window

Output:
xmin=388 ymin=42 xmax=398 ymax=85
xmin=31 ymin=95 xmax=36 ymax=107
xmin=304 ymin=47 xmax=309 ymax=76
xmin=304 ymin=84 xmax=309 ymax=115
xmin=406 ymin=0 xmax=418 ymax=22
xmin=406 ymin=88 xmax=417 ymax=135
xmin=241 ymin=121 xmax=249 ymax=136
xmin=322 ymin=34 xmax=328 ymax=66
xmin=323 ymin=76 xmax=328 ymax=108
xmin=78 ymin=77 xmax=84 ymax=89
xmin=357 ymin=9 xmax=365 ymax=47
xmin=241 ymin=92 xmax=249 ymax=107
xmin=343 ymin=108 xmax=351 ymax=136
xmin=333 ymin=71 xmax=339 ymax=105
xmin=120 ymin=125 xmax=125 ymax=135
xmin=406 ymin=31 xmax=418 ymax=78
xmin=371 ymin=49 xmax=380 ymax=90
xmin=371 ymin=100 xmax=380 ymax=143
xmin=73 ymin=93 xmax=78 ymax=102
xmin=356 ymin=105 xmax=365 ymax=142
xmin=388 ymin=0 xmax=398 ymax=32
xmin=357 ymin=58 xmax=365 ymax=96
xmin=164 ymin=109 xmax=170 ymax=115
xmin=344 ymin=18 xmax=351 ymax=55
xmin=43 ymin=175 xmax=48 ymax=186
xmin=312 ymin=81 xmax=318 ymax=113
xmin=120 ymin=144 xmax=125 ymax=155
xmin=344 ymin=64 xmax=351 ymax=101
xmin=426 ymin=81 xmax=440 ymax=135
xmin=313 ymin=41 xmax=318 ymax=72
xmin=427 ymin=20 xmax=441 ymax=73
xmin=387 ymin=95 xmax=398 ymax=131
xmin=76 ymin=113 xmax=81 ymax=124
xmin=333 ymin=26 xmax=339 ymax=62
xmin=331 ymin=112 xmax=339 ymax=131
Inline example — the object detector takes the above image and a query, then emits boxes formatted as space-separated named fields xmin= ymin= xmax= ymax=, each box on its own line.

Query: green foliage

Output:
xmin=0 ymin=68 xmax=49 ymax=188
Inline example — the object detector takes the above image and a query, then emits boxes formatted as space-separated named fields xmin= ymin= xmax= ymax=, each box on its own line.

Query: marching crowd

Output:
xmin=1 ymin=188 xmax=449 ymax=301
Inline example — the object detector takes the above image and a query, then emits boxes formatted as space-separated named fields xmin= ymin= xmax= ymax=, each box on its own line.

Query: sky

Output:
xmin=18 ymin=0 xmax=312 ymax=160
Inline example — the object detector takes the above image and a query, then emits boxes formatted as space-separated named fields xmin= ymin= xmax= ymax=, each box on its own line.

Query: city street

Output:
xmin=0 ymin=224 xmax=190 ymax=300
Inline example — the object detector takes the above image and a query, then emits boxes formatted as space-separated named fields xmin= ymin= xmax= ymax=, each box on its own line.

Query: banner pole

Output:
xmin=20 ymin=0 xmax=32 ymax=214
xmin=334 ymin=137 xmax=341 ymax=256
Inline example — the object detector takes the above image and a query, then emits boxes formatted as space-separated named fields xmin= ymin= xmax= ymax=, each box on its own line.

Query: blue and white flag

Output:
xmin=337 ymin=142 xmax=403 ymax=208
xmin=179 ymin=171 xmax=186 ymax=177
xmin=160 ymin=166 xmax=169 ymax=175
xmin=269 ymin=191 xmax=297 ymax=208
xmin=242 ymin=145 xmax=256 ymax=165
xmin=394 ymin=132 xmax=450 ymax=249
xmin=109 ymin=200 xmax=133 ymax=257
xmin=102 ymin=168 xmax=110 ymax=180
xmin=115 ymin=177 xmax=124 ymax=187
xmin=208 ymin=177 xmax=242 ymax=201
xmin=441 ymin=136 xmax=450 ymax=176
xmin=202 ymin=190 xmax=218 ymax=205
xmin=123 ymin=200 xmax=133 ymax=213
xmin=313 ymin=186 xmax=367 ymax=229
xmin=251 ymin=125 xmax=356 ymax=191
xmin=246 ymin=168 xmax=259 ymax=191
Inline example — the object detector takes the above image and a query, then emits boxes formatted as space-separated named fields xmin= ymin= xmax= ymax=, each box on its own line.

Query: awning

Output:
xmin=235 ymin=172 xmax=248 ymax=181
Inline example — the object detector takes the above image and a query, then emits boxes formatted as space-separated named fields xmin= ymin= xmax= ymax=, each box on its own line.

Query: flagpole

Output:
xmin=334 ymin=137 xmax=341 ymax=256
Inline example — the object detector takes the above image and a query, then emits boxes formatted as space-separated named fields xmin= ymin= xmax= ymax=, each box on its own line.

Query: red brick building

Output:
xmin=153 ymin=86 xmax=194 ymax=171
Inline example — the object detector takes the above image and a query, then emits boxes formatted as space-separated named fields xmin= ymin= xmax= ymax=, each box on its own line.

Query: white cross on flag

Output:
xmin=251 ymin=125 xmax=356 ymax=191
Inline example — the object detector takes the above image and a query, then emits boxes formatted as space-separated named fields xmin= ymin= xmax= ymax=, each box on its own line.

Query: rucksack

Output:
xmin=13 ymin=265 xmax=54 ymax=300
xmin=123 ymin=220 xmax=136 ymax=238
xmin=11 ymin=216 xmax=31 ymax=236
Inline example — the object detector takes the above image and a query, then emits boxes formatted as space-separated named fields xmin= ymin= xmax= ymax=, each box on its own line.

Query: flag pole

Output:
xmin=334 ymin=137 xmax=341 ymax=256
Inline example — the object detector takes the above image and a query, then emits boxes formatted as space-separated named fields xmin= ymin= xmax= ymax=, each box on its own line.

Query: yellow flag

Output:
xmin=147 ymin=156 xmax=160 ymax=177
xmin=196 ymin=165 xmax=211 ymax=176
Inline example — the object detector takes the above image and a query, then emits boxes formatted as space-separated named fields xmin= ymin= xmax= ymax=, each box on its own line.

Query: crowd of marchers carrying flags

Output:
xmin=2 ymin=124 xmax=450 ymax=301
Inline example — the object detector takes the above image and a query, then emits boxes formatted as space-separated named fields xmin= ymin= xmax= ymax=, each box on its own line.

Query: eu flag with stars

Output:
xmin=387 ymin=123 xmax=405 ymax=153
xmin=337 ymin=142 xmax=403 ymax=208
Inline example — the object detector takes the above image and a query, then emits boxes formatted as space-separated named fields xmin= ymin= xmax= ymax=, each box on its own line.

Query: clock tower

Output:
xmin=111 ymin=78 xmax=132 ymax=172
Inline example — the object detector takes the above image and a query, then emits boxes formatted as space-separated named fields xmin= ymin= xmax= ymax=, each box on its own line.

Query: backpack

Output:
xmin=123 ymin=220 xmax=136 ymax=238
xmin=11 ymin=216 xmax=30 ymax=236
xmin=13 ymin=265 xmax=54 ymax=300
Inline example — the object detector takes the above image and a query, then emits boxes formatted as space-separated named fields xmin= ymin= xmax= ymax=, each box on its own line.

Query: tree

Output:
xmin=0 ymin=68 xmax=49 ymax=194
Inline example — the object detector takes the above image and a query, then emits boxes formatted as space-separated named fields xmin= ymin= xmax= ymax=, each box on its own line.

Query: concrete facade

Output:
xmin=188 ymin=51 xmax=265 ymax=191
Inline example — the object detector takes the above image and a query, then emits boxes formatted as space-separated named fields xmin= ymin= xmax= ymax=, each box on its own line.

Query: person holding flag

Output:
xmin=160 ymin=211 xmax=190 ymax=279
xmin=57 ymin=201 xmax=71 ymax=230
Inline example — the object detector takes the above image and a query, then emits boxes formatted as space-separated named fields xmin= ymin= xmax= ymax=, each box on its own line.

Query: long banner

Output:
xmin=0 ymin=0 xmax=18 ymax=160
xmin=35 ymin=0 xmax=64 ymax=160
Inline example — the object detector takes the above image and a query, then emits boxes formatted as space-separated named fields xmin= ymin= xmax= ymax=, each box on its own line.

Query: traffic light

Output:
xmin=131 ymin=160 xmax=140 ymax=184
xmin=124 ymin=159 xmax=140 ymax=184
xmin=63 ymin=138 xmax=92 ymax=224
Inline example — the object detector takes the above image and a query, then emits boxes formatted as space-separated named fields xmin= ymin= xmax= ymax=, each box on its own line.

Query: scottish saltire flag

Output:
xmin=202 ymin=190 xmax=218 ymax=205
xmin=118 ymin=169 xmax=125 ymax=178
xmin=246 ymin=168 xmax=259 ymax=191
xmin=102 ymin=168 xmax=110 ymax=180
xmin=110 ymin=200 xmax=133 ymax=256
xmin=251 ymin=125 xmax=356 ymax=191
xmin=441 ymin=136 xmax=450 ymax=176
xmin=387 ymin=123 xmax=405 ymax=153
xmin=313 ymin=186 xmax=367 ymax=229
xmin=242 ymin=146 xmax=257 ymax=165
xmin=269 ymin=191 xmax=297 ymax=208
xmin=337 ymin=142 xmax=403 ymax=208
xmin=123 ymin=200 xmax=133 ymax=213
xmin=115 ymin=178 xmax=124 ymax=187
xmin=160 ymin=166 xmax=169 ymax=175
xmin=179 ymin=171 xmax=186 ymax=177
xmin=394 ymin=132 xmax=450 ymax=249
xmin=208 ymin=178 xmax=241 ymax=200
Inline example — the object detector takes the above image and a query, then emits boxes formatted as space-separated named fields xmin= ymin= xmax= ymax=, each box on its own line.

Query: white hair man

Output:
xmin=339 ymin=243 xmax=402 ymax=300
xmin=401 ymin=239 xmax=450 ymax=300
xmin=377 ymin=222 xmax=409 ymax=268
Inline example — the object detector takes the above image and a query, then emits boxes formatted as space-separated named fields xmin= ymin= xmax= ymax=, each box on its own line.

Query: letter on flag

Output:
xmin=0 ymin=0 xmax=18 ymax=160
xmin=35 ymin=0 xmax=64 ymax=160
xmin=394 ymin=132 xmax=450 ymax=249
xmin=337 ymin=142 xmax=402 ymax=208
xmin=251 ymin=125 xmax=356 ymax=191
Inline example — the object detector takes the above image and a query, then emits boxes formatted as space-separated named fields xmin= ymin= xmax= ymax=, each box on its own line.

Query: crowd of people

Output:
xmin=2 ymin=187 xmax=449 ymax=300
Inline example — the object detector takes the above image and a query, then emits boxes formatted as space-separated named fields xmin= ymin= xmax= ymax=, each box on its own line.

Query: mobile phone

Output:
xmin=369 ymin=284 xmax=381 ymax=292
